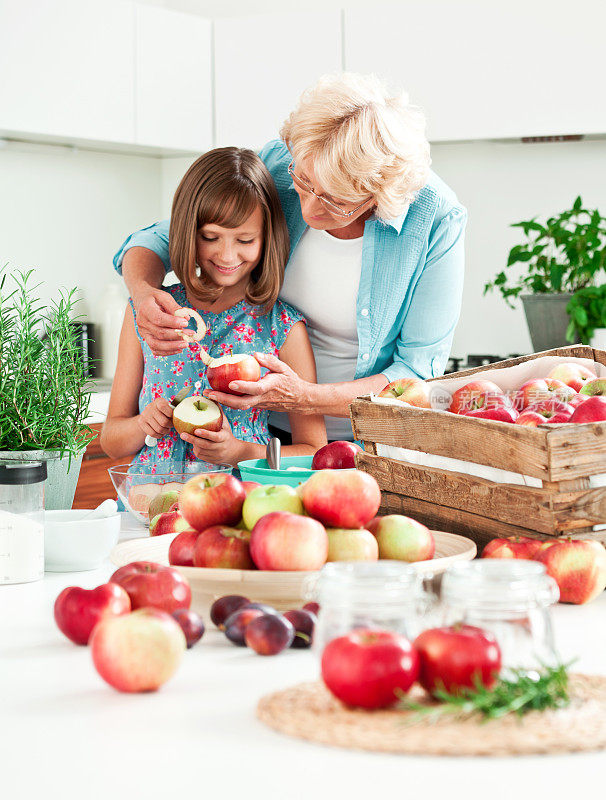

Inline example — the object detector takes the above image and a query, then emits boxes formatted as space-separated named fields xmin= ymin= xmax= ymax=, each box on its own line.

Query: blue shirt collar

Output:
xmin=373 ymin=204 xmax=410 ymax=235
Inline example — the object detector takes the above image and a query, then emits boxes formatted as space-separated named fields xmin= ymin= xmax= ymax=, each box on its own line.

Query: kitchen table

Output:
xmin=2 ymin=515 xmax=606 ymax=800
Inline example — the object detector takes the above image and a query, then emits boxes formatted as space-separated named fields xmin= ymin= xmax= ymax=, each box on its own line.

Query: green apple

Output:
xmin=327 ymin=529 xmax=378 ymax=562
xmin=369 ymin=515 xmax=435 ymax=562
xmin=148 ymin=490 xmax=180 ymax=522
xmin=242 ymin=484 xmax=304 ymax=530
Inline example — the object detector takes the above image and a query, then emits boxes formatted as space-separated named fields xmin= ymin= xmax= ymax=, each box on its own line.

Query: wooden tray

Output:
xmin=350 ymin=345 xmax=606 ymax=549
xmin=110 ymin=529 xmax=476 ymax=615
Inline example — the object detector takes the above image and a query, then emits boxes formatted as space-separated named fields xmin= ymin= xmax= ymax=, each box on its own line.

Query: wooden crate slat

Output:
xmin=546 ymin=423 xmax=606 ymax=481
xmin=351 ymin=400 xmax=550 ymax=480
xmin=357 ymin=452 xmax=556 ymax=533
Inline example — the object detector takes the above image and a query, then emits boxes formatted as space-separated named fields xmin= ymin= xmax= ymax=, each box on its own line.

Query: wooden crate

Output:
xmin=350 ymin=346 xmax=606 ymax=549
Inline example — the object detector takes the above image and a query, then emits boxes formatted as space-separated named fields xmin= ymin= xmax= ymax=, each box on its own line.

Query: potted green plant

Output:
xmin=566 ymin=284 xmax=606 ymax=348
xmin=0 ymin=268 xmax=96 ymax=509
xmin=484 ymin=196 xmax=606 ymax=352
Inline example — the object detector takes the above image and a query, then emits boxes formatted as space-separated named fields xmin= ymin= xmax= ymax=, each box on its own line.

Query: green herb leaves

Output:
xmin=484 ymin=197 xmax=606 ymax=312
xmin=0 ymin=267 xmax=95 ymax=456
xmin=399 ymin=664 xmax=570 ymax=723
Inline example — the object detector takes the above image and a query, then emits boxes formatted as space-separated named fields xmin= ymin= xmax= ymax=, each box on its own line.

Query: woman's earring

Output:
xmin=195 ymin=263 xmax=201 ymax=277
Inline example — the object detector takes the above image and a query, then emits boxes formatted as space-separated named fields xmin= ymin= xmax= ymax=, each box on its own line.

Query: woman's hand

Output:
xmin=178 ymin=415 xmax=246 ymax=467
xmin=132 ymin=287 xmax=189 ymax=356
xmin=204 ymin=352 xmax=314 ymax=413
xmin=137 ymin=397 xmax=174 ymax=439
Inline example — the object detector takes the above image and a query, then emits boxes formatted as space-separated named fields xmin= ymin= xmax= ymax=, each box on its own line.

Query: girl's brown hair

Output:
xmin=169 ymin=147 xmax=290 ymax=313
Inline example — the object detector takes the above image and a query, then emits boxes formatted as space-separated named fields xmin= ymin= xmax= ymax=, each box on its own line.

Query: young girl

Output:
xmin=101 ymin=147 xmax=327 ymax=471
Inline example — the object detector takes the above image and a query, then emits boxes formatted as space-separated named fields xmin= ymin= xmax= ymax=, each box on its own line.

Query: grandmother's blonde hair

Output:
xmin=280 ymin=73 xmax=431 ymax=221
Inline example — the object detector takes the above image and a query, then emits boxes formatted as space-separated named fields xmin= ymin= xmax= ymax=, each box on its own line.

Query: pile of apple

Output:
xmin=482 ymin=535 xmax=606 ymax=604
xmin=380 ymin=362 xmax=606 ymax=425
xmin=54 ymin=562 xmax=204 ymax=693
xmin=321 ymin=623 xmax=502 ymax=711
xmin=150 ymin=466 xmax=435 ymax=571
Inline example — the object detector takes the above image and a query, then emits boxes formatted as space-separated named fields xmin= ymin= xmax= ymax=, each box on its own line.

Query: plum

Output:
xmin=283 ymin=609 xmax=316 ymax=649
xmin=224 ymin=608 xmax=265 ymax=646
xmin=210 ymin=595 xmax=250 ymax=629
xmin=172 ymin=608 xmax=205 ymax=648
xmin=243 ymin=602 xmax=278 ymax=616
xmin=303 ymin=602 xmax=320 ymax=616
xmin=244 ymin=614 xmax=295 ymax=655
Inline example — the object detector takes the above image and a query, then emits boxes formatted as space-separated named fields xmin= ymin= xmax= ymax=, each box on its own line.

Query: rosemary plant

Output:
xmin=0 ymin=267 xmax=95 ymax=456
xmin=399 ymin=664 xmax=570 ymax=723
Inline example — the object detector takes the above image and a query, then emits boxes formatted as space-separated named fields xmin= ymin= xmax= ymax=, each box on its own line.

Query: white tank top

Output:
xmin=274 ymin=226 xmax=363 ymax=441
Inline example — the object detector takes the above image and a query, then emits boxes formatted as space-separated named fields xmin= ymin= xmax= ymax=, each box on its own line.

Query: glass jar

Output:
xmin=310 ymin=561 xmax=436 ymax=656
xmin=440 ymin=560 xmax=560 ymax=673
xmin=0 ymin=461 xmax=47 ymax=584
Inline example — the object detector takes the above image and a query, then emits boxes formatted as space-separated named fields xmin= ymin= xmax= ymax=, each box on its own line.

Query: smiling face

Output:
xmin=195 ymin=204 xmax=264 ymax=297
xmin=291 ymin=156 xmax=374 ymax=232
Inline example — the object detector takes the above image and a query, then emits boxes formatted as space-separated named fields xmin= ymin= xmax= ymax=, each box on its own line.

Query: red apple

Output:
xmin=569 ymin=395 xmax=606 ymax=423
xmin=193 ymin=525 xmax=254 ymax=569
xmin=54 ymin=583 xmax=131 ymax=646
xmin=370 ymin=515 xmax=435 ymax=562
xmin=326 ymin=528 xmax=379 ymax=562
xmin=172 ymin=395 xmax=223 ymax=435
xmin=299 ymin=469 xmax=381 ymax=529
xmin=90 ymin=607 xmax=186 ymax=693
xmin=110 ymin=561 xmax=191 ymax=613
xmin=414 ymin=625 xmax=502 ymax=696
xmin=568 ymin=393 xmax=587 ymax=409
xmin=516 ymin=399 xmax=574 ymax=425
xmin=321 ymin=628 xmax=419 ymax=709
xmin=482 ymin=537 xmax=536 ymax=559
xmin=514 ymin=379 xmax=575 ymax=411
xmin=149 ymin=510 xmax=196 ymax=537
xmin=250 ymin=511 xmax=328 ymax=571
xmin=547 ymin=363 xmax=597 ymax=392
xmin=168 ymin=530 xmax=200 ymax=567
xmin=179 ymin=473 xmax=246 ymax=531
xmin=448 ymin=380 xmax=508 ymax=415
xmin=463 ymin=406 xmax=519 ymax=423
xmin=241 ymin=481 xmax=262 ymax=495
xmin=378 ymin=378 xmax=432 ymax=408
xmin=312 ymin=440 xmax=362 ymax=470
xmin=535 ymin=539 xmax=606 ymax=604
xmin=206 ymin=354 xmax=261 ymax=395
xmin=242 ymin=484 xmax=304 ymax=530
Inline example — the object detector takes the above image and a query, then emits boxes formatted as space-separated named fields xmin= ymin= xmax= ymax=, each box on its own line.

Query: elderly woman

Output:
xmin=114 ymin=73 xmax=466 ymax=442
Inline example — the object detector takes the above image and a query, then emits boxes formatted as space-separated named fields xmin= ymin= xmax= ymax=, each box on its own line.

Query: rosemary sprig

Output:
xmin=399 ymin=664 xmax=571 ymax=723
xmin=0 ymin=266 xmax=95 ymax=457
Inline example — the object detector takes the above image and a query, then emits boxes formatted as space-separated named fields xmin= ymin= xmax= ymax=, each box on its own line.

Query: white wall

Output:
xmin=431 ymin=138 xmax=606 ymax=358
xmin=0 ymin=141 xmax=161 ymax=321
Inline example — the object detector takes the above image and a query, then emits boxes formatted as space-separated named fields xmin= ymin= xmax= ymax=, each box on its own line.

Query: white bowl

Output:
xmin=44 ymin=510 xmax=121 ymax=572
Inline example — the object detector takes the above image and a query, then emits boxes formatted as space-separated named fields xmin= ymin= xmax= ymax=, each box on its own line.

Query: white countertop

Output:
xmin=2 ymin=516 xmax=606 ymax=800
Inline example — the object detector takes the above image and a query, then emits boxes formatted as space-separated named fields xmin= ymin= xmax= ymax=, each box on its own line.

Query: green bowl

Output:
xmin=237 ymin=455 xmax=315 ymax=487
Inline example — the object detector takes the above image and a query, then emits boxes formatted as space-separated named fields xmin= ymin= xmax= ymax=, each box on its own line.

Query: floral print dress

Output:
xmin=128 ymin=283 xmax=304 ymax=476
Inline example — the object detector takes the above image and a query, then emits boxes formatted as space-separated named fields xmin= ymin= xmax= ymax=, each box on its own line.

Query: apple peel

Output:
xmin=175 ymin=308 xmax=207 ymax=343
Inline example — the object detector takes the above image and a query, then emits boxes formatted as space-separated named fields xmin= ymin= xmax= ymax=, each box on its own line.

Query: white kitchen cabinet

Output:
xmin=135 ymin=4 xmax=212 ymax=152
xmin=0 ymin=0 xmax=135 ymax=144
xmin=345 ymin=0 xmax=606 ymax=141
xmin=214 ymin=10 xmax=343 ymax=149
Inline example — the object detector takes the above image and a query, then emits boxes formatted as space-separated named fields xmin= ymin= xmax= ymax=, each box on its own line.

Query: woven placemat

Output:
xmin=257 ymin=675 xmax=606 ymax=756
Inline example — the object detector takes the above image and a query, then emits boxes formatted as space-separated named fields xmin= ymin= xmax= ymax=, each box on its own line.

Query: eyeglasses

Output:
xmin=287 ymin=160 xmax=372 ymax=219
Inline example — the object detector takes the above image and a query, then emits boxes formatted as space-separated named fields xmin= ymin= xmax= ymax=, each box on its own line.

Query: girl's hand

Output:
xmin=133 ymin=288 xmax=189 ymax=356
xmin=137 ymin=397 xmax=174 ymax=438
xmin=204 ymin=352 xmax=312 ymax=413
xmin=179 ymin=415 xmax=245 ymax=467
